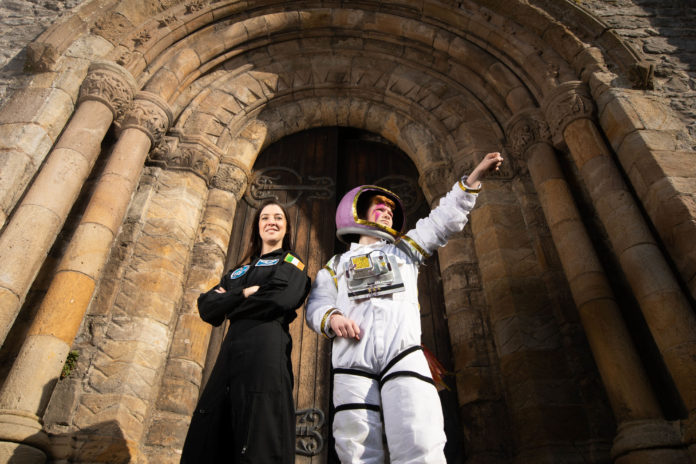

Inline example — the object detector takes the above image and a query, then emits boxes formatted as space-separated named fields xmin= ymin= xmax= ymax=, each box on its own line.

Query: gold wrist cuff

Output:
xmin=458 ymin=178 xmax=481 ymax=194
xmin=320 ymin=309 xmax=340 ymax=339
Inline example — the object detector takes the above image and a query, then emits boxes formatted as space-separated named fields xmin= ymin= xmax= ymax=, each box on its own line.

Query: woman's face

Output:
xmin=258 ymin=204 xmax=287 ymax=248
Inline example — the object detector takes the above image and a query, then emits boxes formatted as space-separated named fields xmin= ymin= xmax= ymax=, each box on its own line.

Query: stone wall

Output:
xmin=0 ymin=0 xmax=87 ymax=105
xmin=576 ymin=0 xmax=696 ymax=147
xmin=0 ymin=1 xmax=694 ymax=463
xmin=2 ymin=1 xmax=694 ymax=145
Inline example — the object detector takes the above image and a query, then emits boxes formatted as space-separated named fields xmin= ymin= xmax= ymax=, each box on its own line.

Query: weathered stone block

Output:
xmin=57 ymin=224 xmax=114 ymax=278
xmin=168 ymin=314 xmax=212 ymax=363
xmin=513 ymin=404 xmax=590 ymax=448
xmin=0 ymin=203 xmax=62 ymax=295
xmin=71 ymin=430 xmax=137 ymax=463
xmin=500 ymin=349 xmax=570 ymax=390
xmin=145 ymin=67 xmax=180 ymax=101
xmin=0 ymin=122 xmax=53 ymax=165
xmin=0 ymin=150 xmax=34 ymax=223
xmin=29 ymin=272 xmax=96 ymax=344
xmin=456 ymin=368 xmax=499 ymax=404
xmin=76 ymin=392 xmax=146 ymax=428
xmin=617 ymin=131 xmax=683 ymax=182
xmin=21 ymin=148 xmax=93 ymax=219
xmin=594 ymin=190 xmax=653 ymax=255
xmin=155 ymin=378 xmax=198 ymax=415
xmin=164 ymin=357 xmax=203 ymax=383
xmin=146 ymin=414 xmax=191 ymax=448
xmin=437 ymin=236 xmax=475 ymax=266
xmin=105 ymin=317 xmax=170 ymax=354
xmin=0 ymin=87 xmax=73 ymax=141
xmin=493 ymin=312 xmax=561 ymax=356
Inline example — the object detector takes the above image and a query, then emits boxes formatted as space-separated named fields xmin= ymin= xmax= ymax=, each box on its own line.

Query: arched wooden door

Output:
xmin=204 ymin=127 xmax=463 ymax=463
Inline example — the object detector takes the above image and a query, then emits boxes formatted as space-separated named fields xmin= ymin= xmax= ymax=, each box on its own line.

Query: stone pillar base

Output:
xmin=0 ymin=409 xmax=49 ymax=464
xmin=612 ymin=420 xmax=689 ymax=464
xmin=682 ymin=414 xmax=696 ymax=463
xmin=0 ymin=442 xmax=46 ymax=464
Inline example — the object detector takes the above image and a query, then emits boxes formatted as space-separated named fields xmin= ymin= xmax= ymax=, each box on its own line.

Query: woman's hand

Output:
xmin=464 ymin=151 xmax=504 ymax=189
xmin=330 ymin=313 xmax=361 ymax=340
xmin=243 ymin=285 xmax=260 ymax=298
xmin=214 ymin=287 xmax=226 ymax=294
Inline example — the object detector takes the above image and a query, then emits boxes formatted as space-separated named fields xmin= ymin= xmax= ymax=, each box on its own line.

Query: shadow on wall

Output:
xmin=7 ymin=420 xmax=133 ymax=463
xmin=632 ymin=0 xmax=696 ymax=142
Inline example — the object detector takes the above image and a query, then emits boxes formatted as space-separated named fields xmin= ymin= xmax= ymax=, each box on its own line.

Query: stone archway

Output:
xmin=0 ymin=2 xmax=694 ymax=463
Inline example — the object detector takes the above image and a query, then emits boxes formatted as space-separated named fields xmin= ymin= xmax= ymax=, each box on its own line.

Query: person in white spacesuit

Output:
xmin=306 ymin=152 xmax=504 ymax=463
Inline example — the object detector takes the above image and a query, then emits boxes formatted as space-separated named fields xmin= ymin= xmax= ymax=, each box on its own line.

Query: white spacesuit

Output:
xmin=306 ymin=178 xmax=479 ymax=464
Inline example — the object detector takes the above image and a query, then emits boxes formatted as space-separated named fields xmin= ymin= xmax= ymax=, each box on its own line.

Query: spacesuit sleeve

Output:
xmin=398 ymin=177 xmax=478 ymax=263
xmin=197 ymin=273 xmax=246 ymax=327
xmin=305 ymin=267 xmax=341 ymax=339
xmin=226 ymin=257 xmax=311 ymax=324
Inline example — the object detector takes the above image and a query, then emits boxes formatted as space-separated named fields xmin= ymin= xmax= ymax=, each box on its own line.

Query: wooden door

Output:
xmin=204 ymin=127 xmax=462 ymax=463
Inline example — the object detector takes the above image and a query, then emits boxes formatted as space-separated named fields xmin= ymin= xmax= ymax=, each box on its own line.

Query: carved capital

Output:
xmin=213 ymin=161 xmax=251 ymax=199
xmin=120 ymin=92 xmax=173 ymax=146
xmin=78 ymin=61 xmax=138 ymax=121
xmin=419 ymin=162 xmax=456 ymax=205
xmin=149 ymin=131 xmax=225 ymax=185
xmin=542 ymin=81 xmax=595 ymax=147
xmin=505 ymin=109 xmax=552 ymax=159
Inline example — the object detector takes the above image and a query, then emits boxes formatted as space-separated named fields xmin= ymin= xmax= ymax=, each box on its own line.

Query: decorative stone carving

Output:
xmin=158 ymin=15 xmax=178 ymax=28
xmin=120 ymin=92 xmax=173 ymax=146
xmin=505 ymin=109 xmax=552 ymax=159
xmin=148 ymin=130 xmax=227 ymax=186
xmin=185 ymin=0 xmax=207 ymax=14
xmin=629 ymin=62 xmax=655 ymax=90
xmin=91 ymin=12 xmax=134 ymax=44
xmin=419 ymin=162 xmax=455 ymax=204
xmin=114 ymin=48 xmax=133 ymax=67
xmin=542 ymin=81 xmax=595 ymax=148
xmin=78 ymin=61 xmax=138 ymax=121
xmin=212 ymin=162 xmax=250 ymax=199
xmin=132 ymin=30 xmax=152 ymax=48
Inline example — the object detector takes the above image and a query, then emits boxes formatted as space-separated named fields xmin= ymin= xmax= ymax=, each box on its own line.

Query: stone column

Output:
xmin=0 ymin=61 xmax=137 ymax=346
xmin=543 ymin=82 xmax=696 ymax=450
xmin=507 ymin=110 xmax=688 ymax=463
xmin=420 ymin=163 xmax=510 ymax=463
xmin=0 ymin=91 xmax=170 ymax=464
xmin=141 ymin=145 xmax=249 ymax=461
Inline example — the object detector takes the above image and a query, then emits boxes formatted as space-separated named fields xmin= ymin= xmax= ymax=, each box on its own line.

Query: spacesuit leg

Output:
xmin=380 ymin=348 xmax=446 ymax=464
xmin=332 ymin=369 xmax=384 ymax=464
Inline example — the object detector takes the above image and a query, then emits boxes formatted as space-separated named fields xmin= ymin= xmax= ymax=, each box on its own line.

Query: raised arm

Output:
xmin=462 ymin=151 xmax=503 ymax=189
xmin=398 ymin=151 xmax=503 ymax=262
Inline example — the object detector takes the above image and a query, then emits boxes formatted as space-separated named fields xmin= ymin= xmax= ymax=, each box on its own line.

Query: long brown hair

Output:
xmin=236 ymin=200 xmax=293 ymax=266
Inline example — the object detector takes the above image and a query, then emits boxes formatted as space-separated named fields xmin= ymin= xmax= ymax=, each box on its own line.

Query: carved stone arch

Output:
xmin=209 ymin=97 xmax=455 ymax=200
xmin=3 ymin=2 xmax=696 ymax=463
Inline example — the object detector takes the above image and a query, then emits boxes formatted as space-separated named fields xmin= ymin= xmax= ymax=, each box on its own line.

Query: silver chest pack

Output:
xmin=343 ymin=249 xmax=405 ymax=300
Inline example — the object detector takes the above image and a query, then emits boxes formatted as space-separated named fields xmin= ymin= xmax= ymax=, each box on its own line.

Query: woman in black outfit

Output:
xmin=181 ymin=200 xmax=311 ymax=463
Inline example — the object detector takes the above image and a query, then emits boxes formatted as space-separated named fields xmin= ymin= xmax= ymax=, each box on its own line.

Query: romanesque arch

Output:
xmin=0 ymin=1 xmax=694 ymax=463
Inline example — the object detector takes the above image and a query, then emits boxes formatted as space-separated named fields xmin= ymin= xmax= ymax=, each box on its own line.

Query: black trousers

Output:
xmin=181 ymin=320 xmax=295 ymax=463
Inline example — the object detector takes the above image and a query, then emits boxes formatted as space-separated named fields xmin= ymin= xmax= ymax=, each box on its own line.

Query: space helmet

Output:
xmin=335 ymin=185 xmax=406 ymax=243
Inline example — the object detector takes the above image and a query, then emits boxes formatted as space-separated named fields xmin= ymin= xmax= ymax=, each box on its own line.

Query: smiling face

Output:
xmin=258 ymin=204 xmax=287 ymax=251
xmin=366 ymin=202 xmax=394 ymax=229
